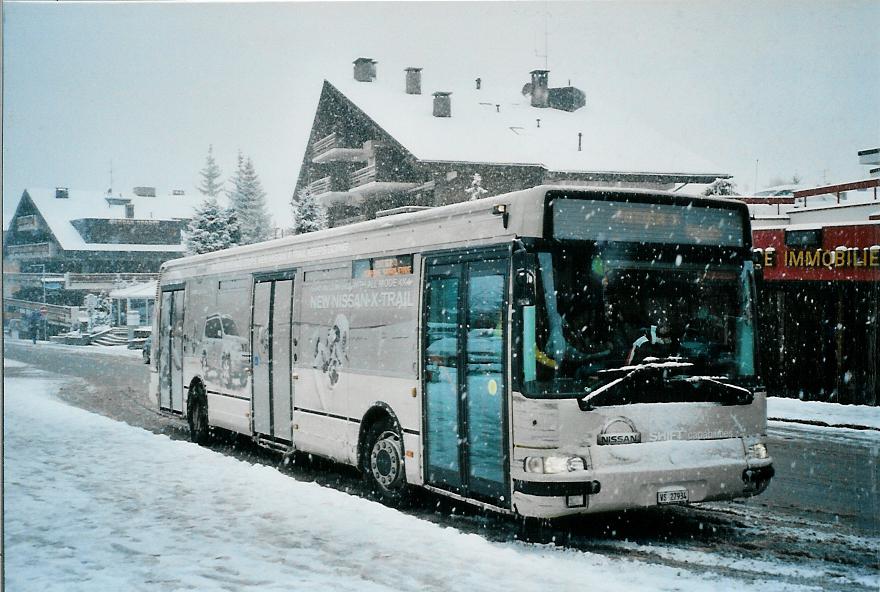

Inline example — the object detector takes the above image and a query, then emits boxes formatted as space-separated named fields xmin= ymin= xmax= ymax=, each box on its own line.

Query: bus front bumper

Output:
xmin=511 ymin=458 xmax=774 ymax=519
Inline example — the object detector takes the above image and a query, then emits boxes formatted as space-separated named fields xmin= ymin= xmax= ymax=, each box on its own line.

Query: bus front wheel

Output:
xmin=363 ymin=419 xmax=409 ymax=504
xmin=187 ymin=384 xmax=211 ymax=445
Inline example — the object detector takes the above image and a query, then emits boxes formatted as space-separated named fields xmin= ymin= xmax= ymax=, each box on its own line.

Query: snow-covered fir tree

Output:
xmin=197 ymin=145 xmax=224 ymax=198
xmin=703 ymin=177 xmax=739 ymax=196
xmin=185 ymin=197 xmax=241 ymax=255
xmin=228 ymin=152 xmax=272 ymax=244
xmin=465 ymin=173 xmax=489 ymax=200
xmin=291 ymin=187 xmax=328 ymax=234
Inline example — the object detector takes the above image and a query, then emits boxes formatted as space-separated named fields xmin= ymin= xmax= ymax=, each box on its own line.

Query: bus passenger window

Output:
xmin=352 ymin=259 xmax=371 ymax=278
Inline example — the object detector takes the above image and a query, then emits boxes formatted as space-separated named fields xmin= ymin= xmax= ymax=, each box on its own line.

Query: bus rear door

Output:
xmin=159 ymin=285 xmax=185 ymax=414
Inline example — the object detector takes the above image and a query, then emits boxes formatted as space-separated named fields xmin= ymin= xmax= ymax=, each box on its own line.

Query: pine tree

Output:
xmin=703 ymin=177 xmax=739 ymax=196
xmin=185 ymin=197 xmax=241 ymax=255
xmin=291 ymin=187 xmax=328 ymax=234
xmin=198 ymin=145 xmax=224 ymax=199
xmin=228 ymin=153 xmax=272 ymax=244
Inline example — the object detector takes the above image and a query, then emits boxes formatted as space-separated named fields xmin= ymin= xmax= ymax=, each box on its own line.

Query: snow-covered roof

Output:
xmin=109 ymin=281 xmax=158 ymax=300
xmin=747 ymin=189 xmax=880 ymax=224
xmin=5 ymin=188 xmax=193 ymax=252
xmin=754 ymin=184 xmax=803 ymax=196
xmin=328 ymin=77 xmax=726 ymax=178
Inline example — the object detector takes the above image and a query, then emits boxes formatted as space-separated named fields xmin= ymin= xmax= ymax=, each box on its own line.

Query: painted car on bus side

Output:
xmin=199 ymin=313 xmax=249 ymax=388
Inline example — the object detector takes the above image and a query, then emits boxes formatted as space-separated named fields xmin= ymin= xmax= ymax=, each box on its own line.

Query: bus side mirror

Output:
xmin=513 ymin=252 xmax=538 ymax=307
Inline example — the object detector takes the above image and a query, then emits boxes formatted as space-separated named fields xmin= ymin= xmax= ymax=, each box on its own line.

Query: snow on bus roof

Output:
xmin=162 ymin=185 xmax=747 ymax=272
xmin=328 ymin=77 xmax=725 ymax=177
xmin=5 ymin=187 xmax=192 ymax=252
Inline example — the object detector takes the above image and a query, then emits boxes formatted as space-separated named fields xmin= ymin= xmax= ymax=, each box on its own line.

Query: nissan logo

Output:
xmin=597 ymin=417 xmax=642 ymax=445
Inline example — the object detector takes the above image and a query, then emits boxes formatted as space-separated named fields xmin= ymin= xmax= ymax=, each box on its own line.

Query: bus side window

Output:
xmin=353 ymin=259 xmax=370 ymax=278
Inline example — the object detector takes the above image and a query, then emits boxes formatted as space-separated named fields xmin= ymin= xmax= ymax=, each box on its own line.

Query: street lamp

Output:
xmin=32 ymin=264 xmax=47 ymax=341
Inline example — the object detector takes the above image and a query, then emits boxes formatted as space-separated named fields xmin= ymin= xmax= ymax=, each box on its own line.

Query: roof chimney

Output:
xmin=475 ymin=77 xmax=481 ymax=90
xmin=55 ymin=187 xmax=69 ymax=199
xmin=530 ymin=69 xmax=549 ymax=108
xmin=432 ymin=92 xmax=452 ymax=118
xmin=405 ymin=67 xmax=422 ymax=95
xmin=354 ymin=57 xmax=377 ymax=82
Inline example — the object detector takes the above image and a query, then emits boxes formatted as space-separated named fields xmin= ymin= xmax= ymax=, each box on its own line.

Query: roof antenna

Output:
xmin=108 ymin=160 xmax=114 ymax=195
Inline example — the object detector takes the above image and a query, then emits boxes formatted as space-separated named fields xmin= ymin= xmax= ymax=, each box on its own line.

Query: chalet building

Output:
xmin=3 ymin=187 xmax=192 ymax=304
xmin=295 ymin=58 xmax=729 ymax=227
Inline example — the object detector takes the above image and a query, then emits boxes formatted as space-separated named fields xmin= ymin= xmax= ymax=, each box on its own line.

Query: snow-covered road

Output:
xmin=8 ymin=364 xmax=870 ymax=592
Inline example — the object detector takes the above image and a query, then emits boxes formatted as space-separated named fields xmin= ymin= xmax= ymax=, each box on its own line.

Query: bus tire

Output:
xmin=363 ymin=418 xmax=409 ymax=504
xmin=187 ymin=383 xmax=211 ymax=445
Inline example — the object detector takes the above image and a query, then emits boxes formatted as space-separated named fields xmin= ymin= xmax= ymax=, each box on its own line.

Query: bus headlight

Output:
xmin=523 ymin=456 xmax=588 ymax=474
xmin=523 ymin=457 xmax=544 ymax=473
xmin=747 ymin=443 xmax=768 ymax=460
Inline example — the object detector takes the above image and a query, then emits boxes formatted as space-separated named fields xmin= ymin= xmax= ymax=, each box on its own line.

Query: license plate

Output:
xmin=657 ymin=488 xmax=689 ymax=505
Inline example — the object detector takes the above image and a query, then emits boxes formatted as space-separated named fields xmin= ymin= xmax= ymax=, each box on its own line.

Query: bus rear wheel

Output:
xmin=187 ymin=384 xmax=211 ymax=445
xmin=363 ymin=419 xmax=408 ymax=504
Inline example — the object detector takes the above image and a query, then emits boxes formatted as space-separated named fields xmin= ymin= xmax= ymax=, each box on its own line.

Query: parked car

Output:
xmin=142 ymin=336 xmax=152 ymax=364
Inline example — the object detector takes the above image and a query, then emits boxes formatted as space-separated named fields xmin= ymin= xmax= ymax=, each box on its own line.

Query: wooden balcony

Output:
xmin=311 ymin=132 xmax=368 ymax=164
xmin=307 ymin=176 xmax=333 ymax=196
xmin=4 ymin=242 xmax=55 ymax=259
xmin=348 ymin=164 xmax=418 ymax=197
xmin=307 ymin=174 xmax=352 ymax=207
xmin=350 ymin=164 xmax=377 ymax=187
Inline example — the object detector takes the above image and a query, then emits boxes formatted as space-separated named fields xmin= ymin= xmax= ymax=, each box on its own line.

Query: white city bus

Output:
xmin=150 ymin=185 xmax=774 ymax=518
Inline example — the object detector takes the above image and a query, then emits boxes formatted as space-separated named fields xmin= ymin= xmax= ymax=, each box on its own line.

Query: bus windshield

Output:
xmin=521 ymin=242 xmax=757 ymax=401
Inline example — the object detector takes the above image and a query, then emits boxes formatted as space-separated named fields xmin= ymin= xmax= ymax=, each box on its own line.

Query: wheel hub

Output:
xmin=370 ymin=433 xmax=401 ymax=489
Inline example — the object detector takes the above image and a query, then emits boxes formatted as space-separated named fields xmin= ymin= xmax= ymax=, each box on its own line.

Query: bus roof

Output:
xmin=162 ymin=185 xmax=748 ymax=278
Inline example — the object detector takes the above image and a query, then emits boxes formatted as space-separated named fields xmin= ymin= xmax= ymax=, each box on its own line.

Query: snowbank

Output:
xmin=767 ymin=397 xmax=880 ymax=431
xmin=5 ymin=371 xmax=797 ymax=592
xmin=6 ymin=336 xmax=143 ymax=359
xmin=3 ymin=358 xmax=28 ymax=368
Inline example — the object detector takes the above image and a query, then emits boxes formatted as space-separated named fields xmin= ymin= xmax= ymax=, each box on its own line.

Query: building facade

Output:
xmin=3 ymin=187 xmax=192 ymax=322
xmin=295 ymin=58 xmax=729 ymax=227
xmin=749 ymin=171 xmax=880 ymax=405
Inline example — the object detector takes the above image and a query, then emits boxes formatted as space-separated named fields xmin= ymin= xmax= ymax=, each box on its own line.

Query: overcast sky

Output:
xmin=4 ymin=1 xmax=878 ymax=227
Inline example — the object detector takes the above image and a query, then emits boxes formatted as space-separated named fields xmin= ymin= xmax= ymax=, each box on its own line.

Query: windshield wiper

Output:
xmin=666 ymin=375 xmax=753 ymax=406
xmin=577 ymin=359 xmax=751 ymax=410
xmin=577 ymin=359 xmax=693 ymax=410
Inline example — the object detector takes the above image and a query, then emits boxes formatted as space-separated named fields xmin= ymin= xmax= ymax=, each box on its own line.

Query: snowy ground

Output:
xmin=7 ymin=362 xmax=874 ymax=592
xmin=767 ymin=397 xmax=880 ymax=431
xmin=4 ymin=336 xmax=143 ymax=359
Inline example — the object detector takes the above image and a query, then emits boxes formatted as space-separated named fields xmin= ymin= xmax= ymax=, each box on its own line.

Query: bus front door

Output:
xmin=159 ymin=287 xmax=185 ymax=414
xmin=252 ymin=274 xmax=296 ymax=443
xmin=424 ymin=256 xmax=509 ymax=507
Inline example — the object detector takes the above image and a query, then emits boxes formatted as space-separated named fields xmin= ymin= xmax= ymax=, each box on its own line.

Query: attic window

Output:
xmin=17 ymin=215 xmax=38 ymax=231
xmin=125 ymin=204 xmax=135 ymax=219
